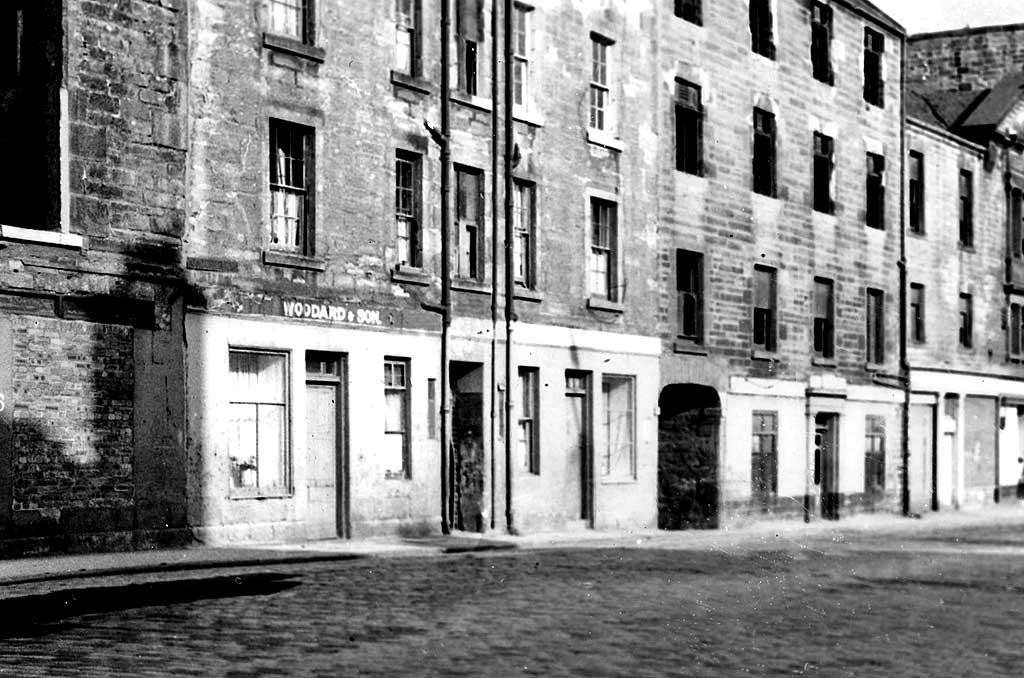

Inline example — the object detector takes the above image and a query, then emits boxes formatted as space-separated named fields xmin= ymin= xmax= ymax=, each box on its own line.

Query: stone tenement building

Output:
xmin=0 ymin=0 xmax=188 ymax=555
xmin=4 ymin=1 xmax=1024 ymax=555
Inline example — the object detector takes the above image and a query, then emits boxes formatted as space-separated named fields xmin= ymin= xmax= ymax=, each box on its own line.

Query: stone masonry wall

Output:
xmin=908 ymin=24 xmax=1024 ymax=94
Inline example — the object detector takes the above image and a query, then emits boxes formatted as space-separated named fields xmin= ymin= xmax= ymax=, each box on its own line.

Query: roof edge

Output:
xmin=906 ymin=115 xmax=986 ymax=153
xmin=909 ymin=22 xmax=1024 ymax=42
xmin=833 ymin=0 xmax=906 ymax=36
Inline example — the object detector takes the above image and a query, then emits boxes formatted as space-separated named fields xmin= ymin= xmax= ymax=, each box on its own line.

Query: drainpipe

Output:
xmin=488 ymin=0 xmax=500 ymax=532
xmin=503 ymin=0 xmax=516 ymax=534
xmin=439 ymin=0 xmax=454 ymax=535
xmin=898 ymin=31 xmax=911 ymax=517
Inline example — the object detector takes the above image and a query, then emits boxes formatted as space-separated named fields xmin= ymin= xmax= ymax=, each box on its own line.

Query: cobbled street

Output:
xmin=3 ymin=515 xmax=1024 ymax=677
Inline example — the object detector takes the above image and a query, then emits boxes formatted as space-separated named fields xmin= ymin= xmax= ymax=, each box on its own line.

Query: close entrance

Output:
xmin=450 ymin=361 xmax=485 ymax=533
xmin=814 ymin=413 xmax=839 ymax=520
xmin=658 ymin=384 xmax=720 ymax=529
xmin=565 ymin=371 xmax=593 ymax=527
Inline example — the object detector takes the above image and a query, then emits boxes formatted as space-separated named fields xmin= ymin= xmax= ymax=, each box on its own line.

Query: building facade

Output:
xmin=0 ymin=0 xmax=189 ymax=555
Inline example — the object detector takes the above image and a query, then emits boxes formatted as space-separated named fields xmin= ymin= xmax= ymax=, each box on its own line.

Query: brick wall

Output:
xmin=908 ymin=24 xmax=1024 ymax=94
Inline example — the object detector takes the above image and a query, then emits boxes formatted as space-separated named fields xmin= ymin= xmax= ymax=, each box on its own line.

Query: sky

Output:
xmin=870 ymin=0 xmax=1024 ymax=34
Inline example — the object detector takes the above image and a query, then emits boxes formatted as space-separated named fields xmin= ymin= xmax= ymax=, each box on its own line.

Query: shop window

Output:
xmin=268 ymin=0 xmax=312 ymax=44
xmin=959 ymin=169 xmax=973 ymax=247
xmin=753 ymin=108 xmax=776 ymax=197
xmin=866 ymin=288 xmax=884 ymax=364
xmin=395 ymin=0 xmax=420 ymax=76
xmin=864 ymin=415 xmax=886 ymax=494
xmin=384 ymin=358 xmax=411 ymax=479
xmin=959 ymin=294 xmax=973 ymax=349
xmin=811 ymin=3 xmax=833 ymax=84
xmin=753 ymin=265 xmax=777 ymax=352
xmin=813 ymin=277 xmax=834 ymax=359
xmin=518 ymin=367 xmax=540 ymax=474
xmin=456 ymin=166 xmax=484 ymax=280
xmin=751 ymin=411 xmax=778 ymax=504
xmin=675 ymin=0 xmax=701 ymax=25
xmin=589 ymin=34 xmax=613 ymax=131
xmin=910 ymin=283 xmax=925 ymax=343
xmin=602 ymin=375 xmax=636 ymax=481
xmin=228 ymin=350 xmax=290 ymax=495
xmin=750 ymin=0 xmax=775 ymax=59
xmin=863 ymin=28 xmax=884 ymax=107
xmin=456 ymin=0 xmax=483 ymax=95
xmin=395 ymin=150 xmax=422 ymax=268
xmin=865 ymin=152 xmax=885 ymax=229
xmin=909 ymin=151 xmax=924 ymax=234
xmin=513 ymin=179 xmax=536 ymax=288
xmin=675 ymin=79 xmax=703 ymax=175
xmin=269 ymin=119 xmax=315 ymax=255
xmin=512 ymin=3 xmax=532 ymax=107
xmin=813 ymin=132 xmax=833 ymax=214
xmin=677 ymin=249 xmax=703 ymax=344
xmin=589 ymin=197 xmax=618 ymax=301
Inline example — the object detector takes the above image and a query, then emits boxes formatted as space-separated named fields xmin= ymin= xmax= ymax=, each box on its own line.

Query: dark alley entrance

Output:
xmin=658 ymin=384 xmax=720 ymax=529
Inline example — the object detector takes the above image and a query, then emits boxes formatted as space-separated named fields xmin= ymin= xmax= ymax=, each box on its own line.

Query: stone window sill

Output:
xmin=812 ymin=357 xmax=837 ymax=368
xmin=187 ymin=256 xmax=239 ymax=273
xmin=385 ymin=471 xmax=411 ymax=481
xmin=262 ymin=32 xmax=325 ymax=63
xmin=263 ymin=249 xmax=326 ymax=271
xmin=600 ymin=477 xmax=638 ymax=486
xmin=751 ymin=349 xmax=777 ymax=361
xmin=452 ymin=279 xmax=491 ymax=295
xmin=230 ymin=490 xmax=293 ymax=501
xmin=586 ymin=297 xmax=624 ymax=313
xmin=586 ymin=128 xmax=624 ymax=152
xmin=673 ymin=339 xmax=707 ymax=355
xmin=513 ymin=106 xmax=544 ymax=127
xmin=864 ymin=362 xmax=885 ymax=372
xmin=451 ymin=92 xmax=492 ymax=112
xmin=0 ymin=224 xmax=83 ymax=249
xmin=391 ymin=70 xmax=434 ymax=95
xmin=392 ymin=265 xmax=431 ymax=286
xmin=514 ymin=287 xmax=543 ymax=303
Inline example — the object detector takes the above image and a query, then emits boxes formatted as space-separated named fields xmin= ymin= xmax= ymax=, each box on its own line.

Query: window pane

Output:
xmin=602 ymin=377 xmax=635 ymax=479
xmin=228 ymin=403 xmax=258 ymax=488
xmin=257 ymin=404 xmax=287 ymax=489
xmin=385 ymin=390 xmax=406 ymax=432
xmin=383 ymin=433 xmax=406 ymax=475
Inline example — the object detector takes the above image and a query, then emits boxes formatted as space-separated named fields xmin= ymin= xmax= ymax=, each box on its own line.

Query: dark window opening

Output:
xmin=959 ymin=169 xmax=973 ymax=247
xmin=811 ymin=3 xmax=833 ymax=84
xmin=813 ymin=277 xmax=834 ymax=359
xmin=959 ymin=293 xmax=973 ymax=349
xmin=675 ymin=79 xmax=703 ymax=175
xmin=750 ymin=0 xmax=775 ymax=59
xmin=910 ymin=283 xmax=925 ymax=343
xmin=753 ymin=265 xmax=777 ymax=352
xmin=866 ymin=152 xmax=885 ymax=229
xmin=676 ymin=249 xmax=703 ymax=343
xmin=864 ymin=416 xmax=886 ymax=494
xmin=674 ymin=0 xmax=702 ymax=26
xmin=1012 ymin=188 xmax=1024 ymax=258
xmin=866 ymin=288 xmax=884 ymax=364
xmin=1011 ymin=303 xmax=1024 ymax=358
xmin=909 ymin=151 xmax=924 ymax=234
xmin=864 ymin=28 xmax=884 ymax=107
xmin=813 ymin=132 xmax=833 ymax=214
xmin=753 ymin=108 xmax=776 ymax=197
xmin=752 ymin=411 xmax=778 ymax=508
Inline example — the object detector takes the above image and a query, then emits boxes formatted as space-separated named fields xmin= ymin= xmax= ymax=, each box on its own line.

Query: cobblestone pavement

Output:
xmin=3 ymin=519 xmax=1024 ymax=677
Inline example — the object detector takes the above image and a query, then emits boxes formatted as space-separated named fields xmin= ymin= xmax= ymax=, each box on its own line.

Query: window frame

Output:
xmin=909 ymin=151 xmax=925 ymax=235
xmin=866 ymin=287 xmax=885 ymax=365
xmin=383 ymin=357 xmax=412 ymax=479
xmin=455 ymin=165 xmax=485 ymax=281
xmin=959 ymin=169 xmax=974 ymax=248
xmin=512 ymin=2 xmax=533 ymax=109
xmin=674 ymin=0 xmax=702 ymax=26
xmin=456 ymin=0 xmax=483 ymax=96
xmin=518 ymin=366 xmax=540 ymax=475
xmin=395 ymin=149 xmax=422 ymax=269
xmin=752 ymin=108 xmax=777 ymax=198
xmin=811 ymin=2 xmax=833 ymax=84
xmin=863 ymin=27 xmax=885 ymax=107
xmin=677 ymin=249 xmax=704 ymax=344
xmin=513 ymin=178 xmax=536 ymax=289
xmin=864 ymin=415 xmax=886 ymax=495
xmin=909 ymin=282 xmax=925 ymax=344
xmin=227 ymin=349 xmax=292 ymax=498
xmin=269 ymin=118 xmax=315 ymax=256
xmin=751 ymin=411 xmax=779 ymax=504
xmin=267 ymin=0 xmax=314 ymax=45
xmin=865 ymin=152 xmax=885 ymax=230
xmin=395 ymin=0 xmax=421 ymax=76
xmin=675 ymin=79 xmax=704 ymax=176
xmin=813 ymin=132 xmax=834 ymax=214
xmin=753 ymin=265 xmax=778 ymax=353
xmin=959 ymin=293 xmax=973 ymax=349
xmin=1012 ymin=187 xmax=1024 ymax=258
xmin=601 ymin=374 xmax=636 ymax=482
xmin=589 ymin=33 xmax=613 ymax=132
xmin=749 ymin=0 xmax=776 ymax=60
xmin=813 ymin=277 xmax=835 ymax=360
xmin=589 ymin=196 xmax=619 ymax=301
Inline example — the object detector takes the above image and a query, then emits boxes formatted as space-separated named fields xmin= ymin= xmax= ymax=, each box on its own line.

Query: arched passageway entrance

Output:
xmin=658 ymin=384 xmax=721 ymax=529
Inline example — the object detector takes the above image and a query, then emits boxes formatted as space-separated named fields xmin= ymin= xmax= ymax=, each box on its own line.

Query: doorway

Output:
xmin=658 ymin=384 xmax=720 ymax=529
xmin=565 ymin=371 xmax=593 ymax=526
xmin=815 ymin=413 xmax=839 ymax=520
xmin=305 ymin=352 xmax=346 ymax=539
xmin=450 ymin=361 xmax=485 ymax=533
